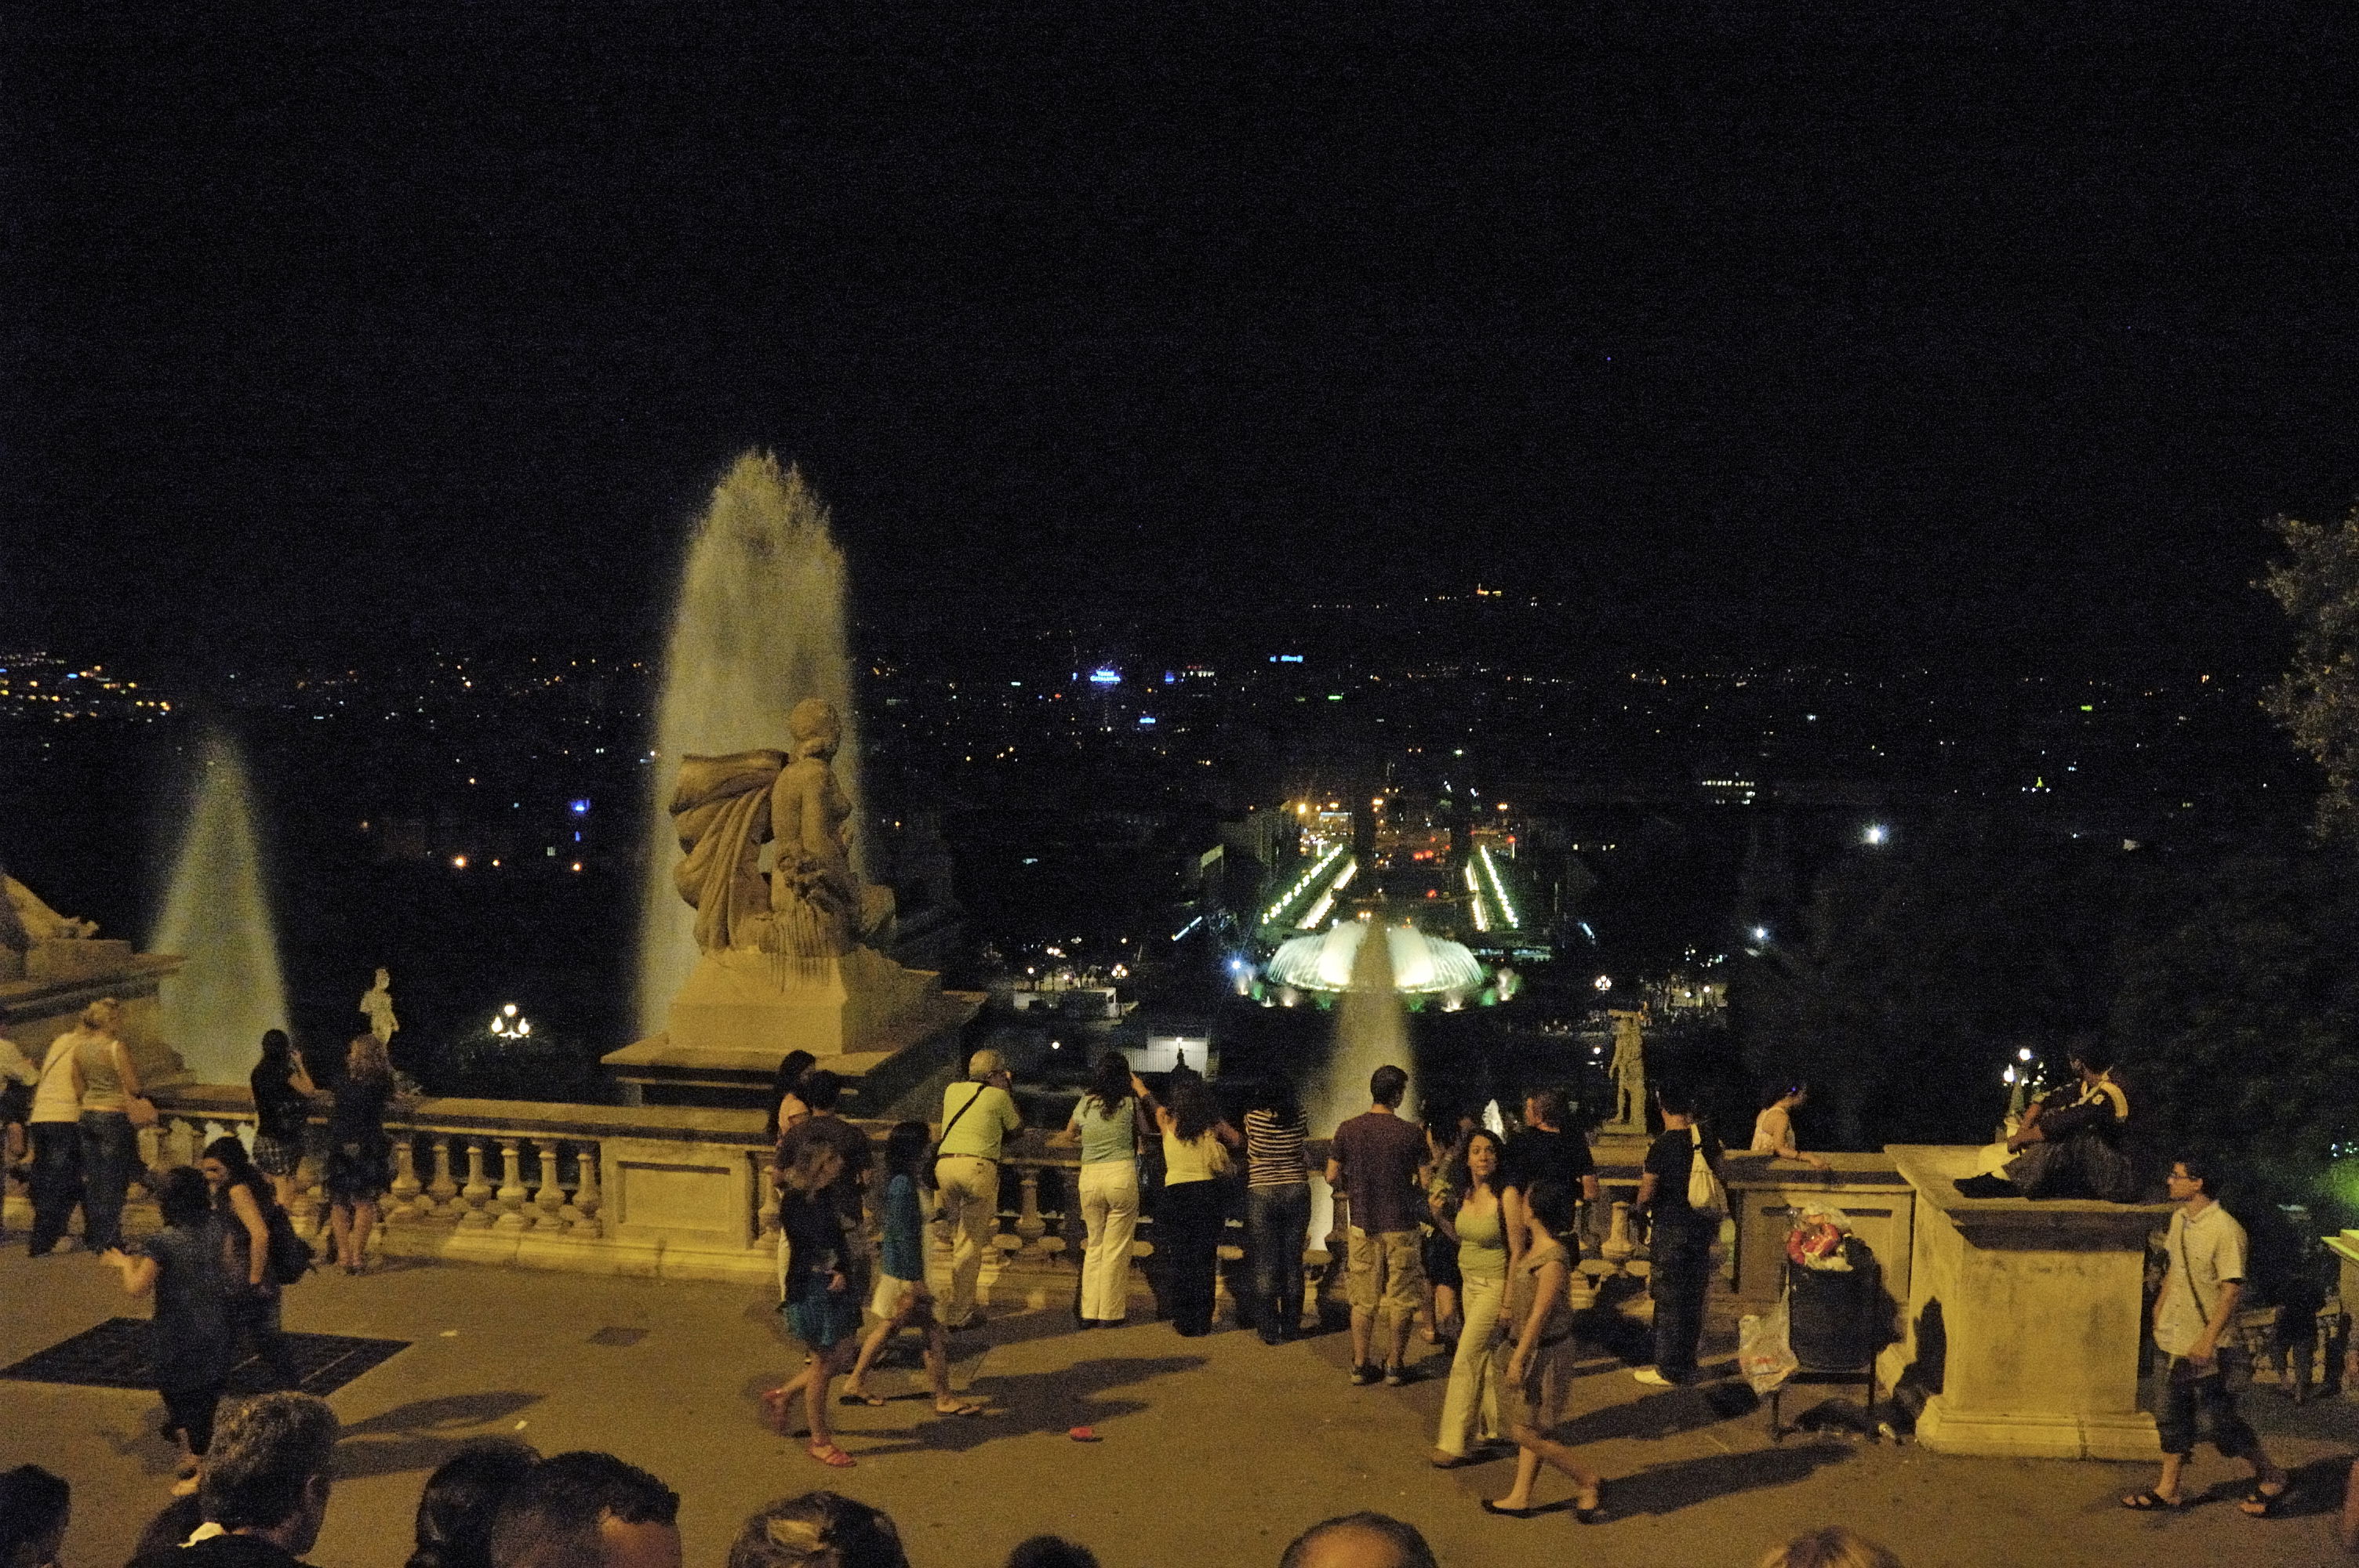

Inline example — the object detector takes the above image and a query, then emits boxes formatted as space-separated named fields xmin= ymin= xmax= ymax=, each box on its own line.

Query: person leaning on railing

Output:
xmin=935 ymin=1049 xmax=1023 ymax=1332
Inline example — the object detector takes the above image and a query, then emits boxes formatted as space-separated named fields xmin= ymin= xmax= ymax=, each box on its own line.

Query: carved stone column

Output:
xmin=426 ymin=1135 xmax=460 ymax=1221
xmin=533 ymin=1140 xmax=564 ymax=1229
xmin=459 ymin=1139 xmax=495 ymax=1227
xmin=569 ymin=1142 xmax=604 ymax=1237
xmin=1600 ymin=1199 xmax=1636 ymax=1275
xmin=387 ymin=1137 xmax=423 ymax=1223
xmin=1015 ymin=1166 xmax=1048 ymax=1256
xmin=493 ymin=1138 xmax=529 ymax=1229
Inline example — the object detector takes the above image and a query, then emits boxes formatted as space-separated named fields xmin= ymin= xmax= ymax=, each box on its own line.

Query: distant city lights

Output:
xmin=569 ymin=798 xmax=591 ymax=815
xmin=451 ymin=855 xmax=467 ymax=869
xmin=1594 ymin=975 xmax=1612 ymax=992
xmin=1863 ymin=823 xmax=1889 ymax=845
xmin=1089 ymin=666 xmax=1121 ymax=685
xmin=489 ymin=1002 xmax=532 ymax=1039
xmin=1751 ymin=925 xmax=1769 ymax=942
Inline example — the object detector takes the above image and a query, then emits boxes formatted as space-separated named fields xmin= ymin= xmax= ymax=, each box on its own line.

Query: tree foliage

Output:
xmin=2259 ymin=506 xmax=2359 ymax=842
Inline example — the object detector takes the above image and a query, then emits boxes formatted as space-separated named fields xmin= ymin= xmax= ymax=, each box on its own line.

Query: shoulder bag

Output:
xmin=1685 ymin=1126 xmax=1728 ymax=1218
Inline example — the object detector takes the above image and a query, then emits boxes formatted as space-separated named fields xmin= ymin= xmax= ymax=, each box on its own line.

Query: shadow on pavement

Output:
xmin=833 ymin=1353 xmax=1209 ymax=1457
xmin=1606 ymin=1443 xmax=1856 ymax=1516
xmin=335 ymin=1391 xmax=545 ymax=1479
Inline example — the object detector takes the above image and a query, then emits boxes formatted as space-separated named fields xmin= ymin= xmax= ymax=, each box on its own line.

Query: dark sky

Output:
xmin=8 ymin=5 xmax=2357 ymax=677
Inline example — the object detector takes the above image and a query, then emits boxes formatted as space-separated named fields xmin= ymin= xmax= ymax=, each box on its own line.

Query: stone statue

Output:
xmin=360 ymin=967 xmax=399 ymax=1047
xmin=670 ymin=699 xmax=894 ymax=976
xmin=2 ymin=872 xmax=99 ymax=949
xmin=1607 ymin=1006 xmax=1648 ymax=1132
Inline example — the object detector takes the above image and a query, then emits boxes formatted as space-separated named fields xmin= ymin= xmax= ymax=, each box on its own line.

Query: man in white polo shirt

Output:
xmin=936 ymin=1048 xmax=1022 ymax=1331
xmin=2121 ymin=1154 xmax=2290 ymax=1515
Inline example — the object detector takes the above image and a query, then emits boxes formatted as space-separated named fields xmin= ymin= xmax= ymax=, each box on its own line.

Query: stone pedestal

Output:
xmin=602 ymin=945 xmax=981 ymax=1116
xmin=1882 ymin=1145 xmax=2173 ymax=1460
xmin=0 ymin=942 xmax=185 ymax=1087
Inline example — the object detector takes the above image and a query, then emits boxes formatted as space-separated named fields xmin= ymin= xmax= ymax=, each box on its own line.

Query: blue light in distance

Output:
xmin=1138 ymin=715 xmax=1157 ymax=725
xmin=568 ymin=799 xmax=591 ymax=815
xmin=1089 ymin=667 xmax=1121 ymax=685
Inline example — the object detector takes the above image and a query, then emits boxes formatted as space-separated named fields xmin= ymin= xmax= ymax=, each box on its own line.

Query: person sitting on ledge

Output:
xmin=1954 ymin=1036 xmax=2136 ymax=1201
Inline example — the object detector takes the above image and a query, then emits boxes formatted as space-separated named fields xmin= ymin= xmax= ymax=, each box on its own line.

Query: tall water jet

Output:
xmin=152 ymin=730 xmax=289 ymax=1084
xmin=636 ymin=452 xmax=863 ymax=1036
xmin=1312 ymin=916 xmax=1416 ymax=1136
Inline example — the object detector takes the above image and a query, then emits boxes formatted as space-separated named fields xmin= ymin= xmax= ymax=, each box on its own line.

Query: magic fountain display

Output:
xmin=151 ymin=729 xmax=288 ymax=1084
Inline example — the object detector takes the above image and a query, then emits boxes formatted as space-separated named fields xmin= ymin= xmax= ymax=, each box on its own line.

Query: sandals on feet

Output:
xmin=2119 ymin=1490 xmax=2186 ymax=1512
xmin=806 ymin=1442 xmax=856 ymax=1468
xmin=1479 ymin=1500 xmax=1539 ymax=1519
xmin=1573 ymin=1491 xmax=1607 ymax=1525
xmin=838 ymin=1392 xmax=888 ymax=1407
xmin=933 ymin=1401 xmax=984 ymax=1417
xmin=2239 ymin=1483 xmax=2288 ymax=1518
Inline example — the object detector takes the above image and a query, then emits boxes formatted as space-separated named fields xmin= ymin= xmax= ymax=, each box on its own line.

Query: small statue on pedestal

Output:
xmin=360 ymin=967 xmax=399 ymax=1047
xmin=1606 ymin=1006 xmax=1648 ymax=1133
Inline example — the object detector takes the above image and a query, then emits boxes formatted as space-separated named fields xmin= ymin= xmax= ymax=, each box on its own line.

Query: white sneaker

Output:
xmin=1632 ymin=1367 xmax=1676 ymax=1388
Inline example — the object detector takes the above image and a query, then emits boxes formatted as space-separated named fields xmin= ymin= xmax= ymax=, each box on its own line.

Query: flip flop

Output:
xmin=1430 ymin=1451 xmax=1480 ymax=1469
xmin=1480 ymin=1500 xmax=1539 ymax=1519
xmin=838 ymin=1392 xmax=889 ymax=1407
xmin=934 ymin=1402 xmax=984 ymax=1417
xmin=806 ymin=1442 xmax=856 ymax=1468
xmin=2119 ymin=1490 xmax=2186 ymax=1511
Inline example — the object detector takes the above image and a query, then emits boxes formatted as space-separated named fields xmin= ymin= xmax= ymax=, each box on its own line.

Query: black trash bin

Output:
xmin=1790 ymin=1244 xmax=1875 ymax=1369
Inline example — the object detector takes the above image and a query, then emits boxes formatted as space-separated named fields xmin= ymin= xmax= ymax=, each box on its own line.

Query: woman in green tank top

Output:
xmin=1430 ymin=1129 xmax=1522 ymax=1466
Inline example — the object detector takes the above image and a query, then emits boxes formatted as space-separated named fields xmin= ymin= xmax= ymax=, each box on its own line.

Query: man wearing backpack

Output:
xmin=1633 ymin=1083 xmax=1723 ymax=1388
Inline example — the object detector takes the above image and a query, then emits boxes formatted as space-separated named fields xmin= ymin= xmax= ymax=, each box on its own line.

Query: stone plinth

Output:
xmin=1721 ymin=1151 xmax=1917 ymax=1324
xmin=602 ymin=949 xmax=982 ymax=1115
xmin=0 ymin=943 xmax=185 ymax=1087
xmin=1882 ymin=1145 xmax=2173 ymax=1460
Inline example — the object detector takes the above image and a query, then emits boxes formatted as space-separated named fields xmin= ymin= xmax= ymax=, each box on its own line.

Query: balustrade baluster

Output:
xmin=493 ymin=1138 xmax=529 ymax=1229
xmin=1016 ymin=1167 xmax=1048 ymax=1256
xmin=1058 ymin=1171 xmax=1086 ymax=1266
xmin=755 ymin=1151 xmax=781 ymax=1245
xmin=425 ymin=1135 xmax=459 ymax=1221
xmin=533 ymin=1140 xmax=564 ymax=1229
xmin=569 ymin=1142 xmax=603 ymax=1237
xmin=294 ymin=1137 xmax=329 ymax=1236
xmin=459 ymin=1139 xmax=495 ymax=1227
xmin=387 ymin=1136 xmax=423 ymax=1224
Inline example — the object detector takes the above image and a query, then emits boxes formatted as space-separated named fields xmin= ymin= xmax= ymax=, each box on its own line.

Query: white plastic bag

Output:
xmin=1686 ymin=1126 xmax=1728 ymax=1217
xmin=1738 ymin=1298 xmax=1799 ymax=1395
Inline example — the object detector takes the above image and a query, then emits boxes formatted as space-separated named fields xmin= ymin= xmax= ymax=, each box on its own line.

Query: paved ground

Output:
xmin=2 ymin=1243 xmax=2352 ymax=1568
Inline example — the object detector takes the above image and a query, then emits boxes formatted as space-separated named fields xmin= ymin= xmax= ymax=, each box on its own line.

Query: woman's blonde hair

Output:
xmin=729 ymin=1490 xmax=904 ymax=1568
xmin=1757 ymin=1526 xmax=1903 ymax=1568
xmin=780 ymin=1139 xmax=842 ymax=1198
xmin=80 ymin=996 xmax=122 ymax=1030
xmin=347 ymin=1033 xmax=391 ymax=1082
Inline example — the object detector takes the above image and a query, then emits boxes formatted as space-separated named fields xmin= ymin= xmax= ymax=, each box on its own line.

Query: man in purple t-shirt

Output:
xmin=1325 ymin=1064 xmax=1427 ymax=1387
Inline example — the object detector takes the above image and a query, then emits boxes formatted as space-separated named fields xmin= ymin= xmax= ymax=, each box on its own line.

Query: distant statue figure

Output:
xmin=359 ymin=967 xmax=399 ymax=1047
xmin=1 ymin=871 xmax=99 ymax=948
xmin=1607 ymin=1007 xmax=1648 ymax=1130
xmin=670 ymin=698 xmax=894 ymax=974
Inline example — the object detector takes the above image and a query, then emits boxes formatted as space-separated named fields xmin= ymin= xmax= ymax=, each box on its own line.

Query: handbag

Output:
xmin=1685 ymin=1126 xmax=1728 ymax=1218
xmin=1204 ymin=1132 xmax=1233 ymax=1178
xmin=265 ymin=1200 xmax=315 ymax=1284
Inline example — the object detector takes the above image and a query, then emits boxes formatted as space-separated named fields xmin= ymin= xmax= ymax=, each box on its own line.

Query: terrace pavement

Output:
xmin=2 ymin=1244 xmax=2350 ymax=1568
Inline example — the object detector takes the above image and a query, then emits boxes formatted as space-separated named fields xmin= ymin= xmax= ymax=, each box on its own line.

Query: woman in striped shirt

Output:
xmin=1242 ymin=1076 xmax=1310 ymax=1345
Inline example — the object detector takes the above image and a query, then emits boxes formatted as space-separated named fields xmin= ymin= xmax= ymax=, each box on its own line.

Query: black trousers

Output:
xmin=1158 ymin=1180 xmax=1226 ymax=1335
xmin=162 ymin=1383 xmax=224 ymax=1456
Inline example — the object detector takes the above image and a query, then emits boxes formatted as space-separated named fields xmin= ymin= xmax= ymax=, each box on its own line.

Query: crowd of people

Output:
xmin=5 ymin=1024 xmax=2355 ymax=1561
xmin=0 ymin=1392 xmax=1939 ymax=1567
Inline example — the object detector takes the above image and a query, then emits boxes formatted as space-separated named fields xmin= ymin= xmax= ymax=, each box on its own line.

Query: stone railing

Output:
xmin=125 ymin=1088 xmax=1343 ymax=1308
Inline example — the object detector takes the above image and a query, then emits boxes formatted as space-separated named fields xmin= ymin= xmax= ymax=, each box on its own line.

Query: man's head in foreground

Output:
xmin=488 ymin=1452 xmax=682 ymax=1568
xmin=1279 ymin=1512 xmax=1438 ymax=1568
xmin=201 ymin=1392 xmax=341 ymax=1556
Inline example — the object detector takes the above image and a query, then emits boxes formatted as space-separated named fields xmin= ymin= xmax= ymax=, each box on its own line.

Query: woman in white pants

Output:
xmin=1057 ymin=1052 xmax=1142 ymax=1327
xmin=1431 ymin=1128 xmax=1521 ymax=1467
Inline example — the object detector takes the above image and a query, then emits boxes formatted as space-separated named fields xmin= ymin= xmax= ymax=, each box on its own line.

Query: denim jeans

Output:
xmin=1648 ymin=1221 xmax=1713 ymax=1379
xmin=1246 ymin=1182 xmax=1310 ymax=1333
xmin=2157 ymin=1356 xmax=2259 ymax=1459
xmin=28 ymin=1120 xmax=85 ymax=1254
xmin=78 ymin=1112 xmax=137 ymax=1253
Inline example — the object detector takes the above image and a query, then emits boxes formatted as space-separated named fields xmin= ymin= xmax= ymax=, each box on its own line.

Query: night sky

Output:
xmin=9 ymin=6 xmax=2357 ymax=677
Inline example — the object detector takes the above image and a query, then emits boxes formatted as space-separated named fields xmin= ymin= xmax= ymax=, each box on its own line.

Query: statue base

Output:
xmin=0 ymin=942 xmax=185 ymax=1087
xmin=601 ymin=945 xmax=983 ymax=1116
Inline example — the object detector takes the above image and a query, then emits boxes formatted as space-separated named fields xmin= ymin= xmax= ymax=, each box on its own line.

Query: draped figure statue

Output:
xmin=670 ymin=699 xmax=893 ymax=982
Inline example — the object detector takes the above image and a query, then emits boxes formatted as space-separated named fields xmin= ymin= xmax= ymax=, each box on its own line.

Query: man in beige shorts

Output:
xmin=1325 ymin=1064 xmax=1427 ymax=1386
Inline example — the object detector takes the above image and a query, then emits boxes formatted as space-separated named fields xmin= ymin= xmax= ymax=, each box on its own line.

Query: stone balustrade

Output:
xmin=117 ymin=1088 xmax=1342 ymax=1308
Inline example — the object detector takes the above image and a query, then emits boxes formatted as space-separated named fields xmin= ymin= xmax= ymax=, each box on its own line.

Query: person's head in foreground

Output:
xmin=488 ymin=1452 xmax=681 ymax=1568
xmin=1278 ymin=1512 xmax=1439 ymax=1568
xmin=1004 ymin=1537 xmax=1100 ymax=1568
xmin=407 ymin=1439 xmax=540 ymax=1568
xmin=201 ymin=1392 xmax=343 ymax=1555
xmin=727 ymin=1491 xmax=907 ymax=1568
xmin=1757 ymin=1524 xmax=1904 ymax=1568
xmin=0 ymin=1465 xmax=70 ymax=1568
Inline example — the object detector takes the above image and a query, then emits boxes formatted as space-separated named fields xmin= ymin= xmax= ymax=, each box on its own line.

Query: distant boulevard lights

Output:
xmin=451 ymin=855 xmax=468 ymax=869
xmin=569 ymin=798 xmax=591 ymax=815
xmin=1594 ymin=975 xmax=1612 ymax=993
xmin=1863 ymin=823 xmax=1890 ymax=845
xmin=489 ymin=1003 xmax=532 ymax=1040
xmin=1751 ymin=925 xmax=1770 ymax=943
xmin=2017 ymin=1047 xmax=2034 ymax=1062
